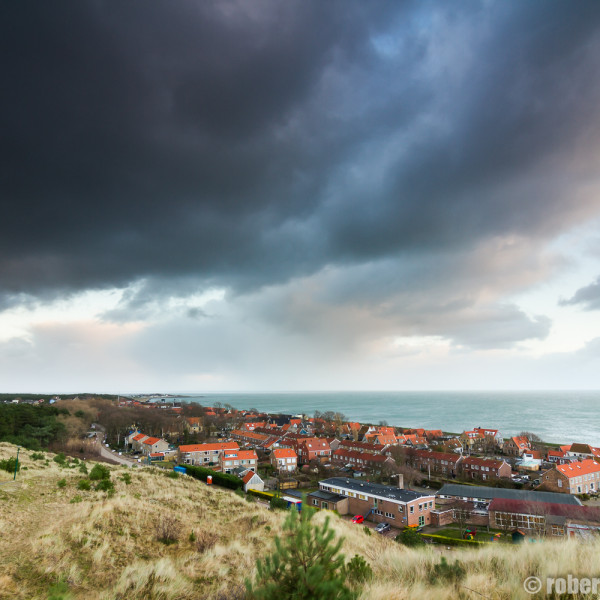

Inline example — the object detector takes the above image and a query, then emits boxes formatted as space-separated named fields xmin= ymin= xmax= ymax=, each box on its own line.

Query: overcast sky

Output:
xmin=2 ymin=1 xmax=600 ymax=393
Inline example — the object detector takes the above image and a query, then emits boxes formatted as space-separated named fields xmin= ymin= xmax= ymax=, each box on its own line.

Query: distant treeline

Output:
xmin=0 ymin=404 xmax=70 ymax=449
xmin=0 ymin=393 xmax=122 ymax=402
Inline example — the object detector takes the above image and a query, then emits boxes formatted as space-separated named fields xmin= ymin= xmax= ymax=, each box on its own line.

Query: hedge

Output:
xmin=247 ymin=489 xmax=275 ymax=500
xmin=184 ymin=464 xmax=243 ymax=490
xmin=419 ymin=533 xmax=490 ymax=547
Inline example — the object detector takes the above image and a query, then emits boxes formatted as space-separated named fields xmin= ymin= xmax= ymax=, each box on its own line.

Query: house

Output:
xmin=242 ymin=422 xmax=266 ymax=431
xmin=460 ymin=457 xmax=511 ymax=481
xmin=281 ymin=437 xmax=331 ymax=464
xmin=565 ymin=443 xmax=600 ymax=461
xmin=307 ymin=489 xmax=349 ymax=512
xmin=504 ymin=436 xmax=531 ymax=457
xmin=331 ymin=449 xmax=394 ymax=472
xmin=338 ymin=440 xmax=385 ymax=455
xmin=488 ymin=498 xmax=600 ymax=537
xmin=141 ymin=436 xmax=169 ymax=456
xmin=230 ymin=429 xmax=270 ymax=447
xmin=412 ymin=449 xmax=463 ymax=477
xmin=221 ymin=449 xmax=258 ymax=474
xmin=178 ymin=442 xmax=239 ymax=466
xmin=538 ymin=459 xmax=600 ymax=495
xmin=241 ymin=469 xmax=264 ymax=493
xmin=441 ymin=438 xmax=464 ymax=454
xmin=319 ymin=477 xmax=436 ymax=528
xmin=546 ymin=449 xmax=570 ymax=465
xmin=271 ymin=448 xmax=298 ymax=472
xmin=185 ymin=417 xmax=203 ymax=433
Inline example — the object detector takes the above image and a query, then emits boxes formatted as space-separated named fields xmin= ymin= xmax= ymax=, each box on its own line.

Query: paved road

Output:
xmin=90 ymin=425 xmax=138 ymax=466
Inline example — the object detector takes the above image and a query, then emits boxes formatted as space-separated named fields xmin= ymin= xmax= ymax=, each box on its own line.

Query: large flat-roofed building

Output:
xmin=437 ymin=483 xmax=582 ymax=506
xmin=318 ymin=477 xmax=436 ymax=528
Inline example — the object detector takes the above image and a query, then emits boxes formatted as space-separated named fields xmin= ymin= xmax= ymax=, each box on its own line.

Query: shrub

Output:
xmin=269 ymin=496 xmax=289 ymax=511
xmin=0 ymin=457 xmax=20 ymax=473
xmin=155 ymin=515 xmax=180 ymax=545
xmin=53 ymin=453 xmax=66 ymax=465
xmin=428 ymin=557 xmax=466 ymax=584
xmin=79 ymin=463 xmax=88 ymax=475
xmin=70 ymin=495 xmax=83 ymax=504
xmin=343 ymin=555 xmax=373 ymax=584
xmin=89 ymin=464 xmax=110 ymax=481
xmin=189 ymin=530 xmax=196 ymax=543
xmin=167 ymin=470 xmax=179 ymax=479
xmin=195 ymin=530 xmax=218 ymax=553
xmin=95 ymin=479 xmax=114 ymax=493
xmin=30 ymin=452 xmax=45 ymax=461
xmin=120 ymin=472 xmax=132 ymax=484
xmin=396 ymin=527 xmax=425 ymax=547
xmin=363 ymin=526 xmax=371 ymax=536
xmin=77 ymin=479 xmax=91 ymax=491
xmin=57 ymin=478 xmax=67 ymax=488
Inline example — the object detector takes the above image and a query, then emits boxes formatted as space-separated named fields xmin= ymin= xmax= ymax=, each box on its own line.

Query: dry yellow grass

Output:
xmin=1 ymin=441 xmax=599 ymax=599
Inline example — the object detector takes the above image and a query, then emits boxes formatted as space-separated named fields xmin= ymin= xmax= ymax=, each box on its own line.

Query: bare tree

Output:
xmin=452 ymin=501 xmax=473 ymax=536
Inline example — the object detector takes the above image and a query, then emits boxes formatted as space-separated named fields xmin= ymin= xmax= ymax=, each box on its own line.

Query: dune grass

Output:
xmin=0 ymin=442 xmax=598 ymax=599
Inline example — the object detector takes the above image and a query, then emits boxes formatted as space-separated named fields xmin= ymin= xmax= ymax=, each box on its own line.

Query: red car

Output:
xmin=351 ymin=515 xmax=364 ymax=524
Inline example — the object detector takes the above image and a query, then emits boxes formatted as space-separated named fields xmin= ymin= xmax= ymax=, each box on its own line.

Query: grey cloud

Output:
xmin=560 ymin=277 xmax=600 ymax=311
xmin=2 ymin=1 xmax=600 ymax=306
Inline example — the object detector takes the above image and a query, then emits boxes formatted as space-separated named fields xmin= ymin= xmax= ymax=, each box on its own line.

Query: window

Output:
xmin=398 ymin=505 xmax=404 ymax=513
xmin=419 ymin=515 xmax=425 ymax=526
xmin=410 ymin=506 xmax=414 ymax=514
xmin=385 ymin=512 xmax=395 ymax=519
xmin=557 ymin=480 xmax=562 ymax=488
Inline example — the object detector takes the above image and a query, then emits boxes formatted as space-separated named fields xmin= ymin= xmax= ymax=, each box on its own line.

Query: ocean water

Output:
xmin=160 ymin=391 xmax=600 ymax=446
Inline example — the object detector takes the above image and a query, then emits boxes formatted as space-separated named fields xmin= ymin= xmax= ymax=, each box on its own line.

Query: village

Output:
xmin=97 ymin=398 xmax=600 ymax=544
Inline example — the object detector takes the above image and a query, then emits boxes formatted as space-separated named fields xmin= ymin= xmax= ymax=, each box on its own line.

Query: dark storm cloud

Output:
xmin=560 ymin=277 xmax=600 ymax=310
xmin=2 ymin=0 xmax=600 ymax=308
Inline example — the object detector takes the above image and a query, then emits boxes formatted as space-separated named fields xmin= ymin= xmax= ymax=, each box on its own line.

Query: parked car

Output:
xmin=351 ymin=515 xmax=364 ymax=524
xmin=375 ymin=523 xmax=390 ymax=534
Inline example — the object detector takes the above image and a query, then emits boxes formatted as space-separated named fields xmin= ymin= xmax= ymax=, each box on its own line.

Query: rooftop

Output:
xmin=437 ymin=483 xmax=581 ymax=506
xmin=320 ymin=477 xmax=433 ymax=503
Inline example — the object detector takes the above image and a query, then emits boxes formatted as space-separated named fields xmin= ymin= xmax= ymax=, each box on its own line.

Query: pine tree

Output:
xmin=247 ymin=505 xmax=355 ymax=600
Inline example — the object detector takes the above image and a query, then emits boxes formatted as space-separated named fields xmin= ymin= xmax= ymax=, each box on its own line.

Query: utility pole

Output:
xmin=13 ymin=447 xmax=20 ymax=480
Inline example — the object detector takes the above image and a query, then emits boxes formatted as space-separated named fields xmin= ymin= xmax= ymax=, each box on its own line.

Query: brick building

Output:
xmin=178 ymin=442 xmax=239 ymax=466
xmin=331 ymin=449 xmax=394 ymax=472
xmin=460 ymin=456 xmax=511 ymax=481
xmin=411 ymin=449 xmax=463 ymax=477
xmin=539 ymin=459 xmax=600 ymax=494
xmin=317 ymin=477 xmax=436 ymax=528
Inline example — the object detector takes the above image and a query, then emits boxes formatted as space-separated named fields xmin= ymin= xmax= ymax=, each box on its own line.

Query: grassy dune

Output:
xmin=0 ymin=442 xmax=598 ymax=599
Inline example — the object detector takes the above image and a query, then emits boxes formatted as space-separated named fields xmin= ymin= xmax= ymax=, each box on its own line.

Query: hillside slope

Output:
xmin=0 ymin=443 xmax=598 ymax=600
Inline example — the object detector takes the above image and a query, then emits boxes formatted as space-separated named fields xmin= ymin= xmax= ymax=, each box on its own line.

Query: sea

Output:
xmin=153 ymin=390 xmax=600 ymax=446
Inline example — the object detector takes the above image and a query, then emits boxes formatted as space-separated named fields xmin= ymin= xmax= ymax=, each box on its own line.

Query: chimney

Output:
xmin=397 ymin=473 xmax=404 ymax=489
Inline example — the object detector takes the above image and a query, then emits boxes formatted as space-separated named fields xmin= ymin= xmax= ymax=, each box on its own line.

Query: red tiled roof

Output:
xmin=179 ymin=442 xmax=239 ymax=453
xmin=143 ymin=437 xmax=161 ymax=445
xmin=132 ymin=433 xmax=146 ymax=441
xmin=222 ymin=450 xmax=257 ymax=461
xmin=333 ymin=449 xmax=387 ymax=463
xmin=557 ymin=459 xmax=600 ymax=478
xmin=273 ymin=448 xmax=297 ymax=459
xmin=242 ymin=471 xmax=256 ymax=484
xmin=414 ymin=449 xmax=462 ymax=463
xmin=462 ymin=456 xmax=505 ymax=468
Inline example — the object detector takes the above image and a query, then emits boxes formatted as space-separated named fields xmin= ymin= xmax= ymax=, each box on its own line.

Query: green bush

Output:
xmin=269 ymin=496 xmax=289 ymax=510
xmin=70 ymin=495 xmax=83 ymax=504
xmin=363 ymin=526 xmax=371 ymax=536
xmin=57 ymin=478 xmax=67 ymax=488
xmin=53 ymin=453 xmax=66 ymax=465
xmin=120 ymin=472 xmax=132 ymax=484
xmin=396 ymin=527 xmax=426 ymax=547
xmin=167 ymin=470 xmax=179 ymax=479
xmin=89 ymin=464 xmax=110 ymax=481
xmin=0 ymin=457 xmax=20 ymax=473
xmin=30 ymin=452 xmax=45 ymax=461
xmin=95 ymin=479 xmax=115 ymax=493
xmin=77 ymin=479 xmax=91 ymax=491
xmin=429 ymin=557 xmax=466 ymax=584
xmin=79 ymin=463 xmax=88 ymax=475
xmin=343 ymin=555 xmax=373 ymax=584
